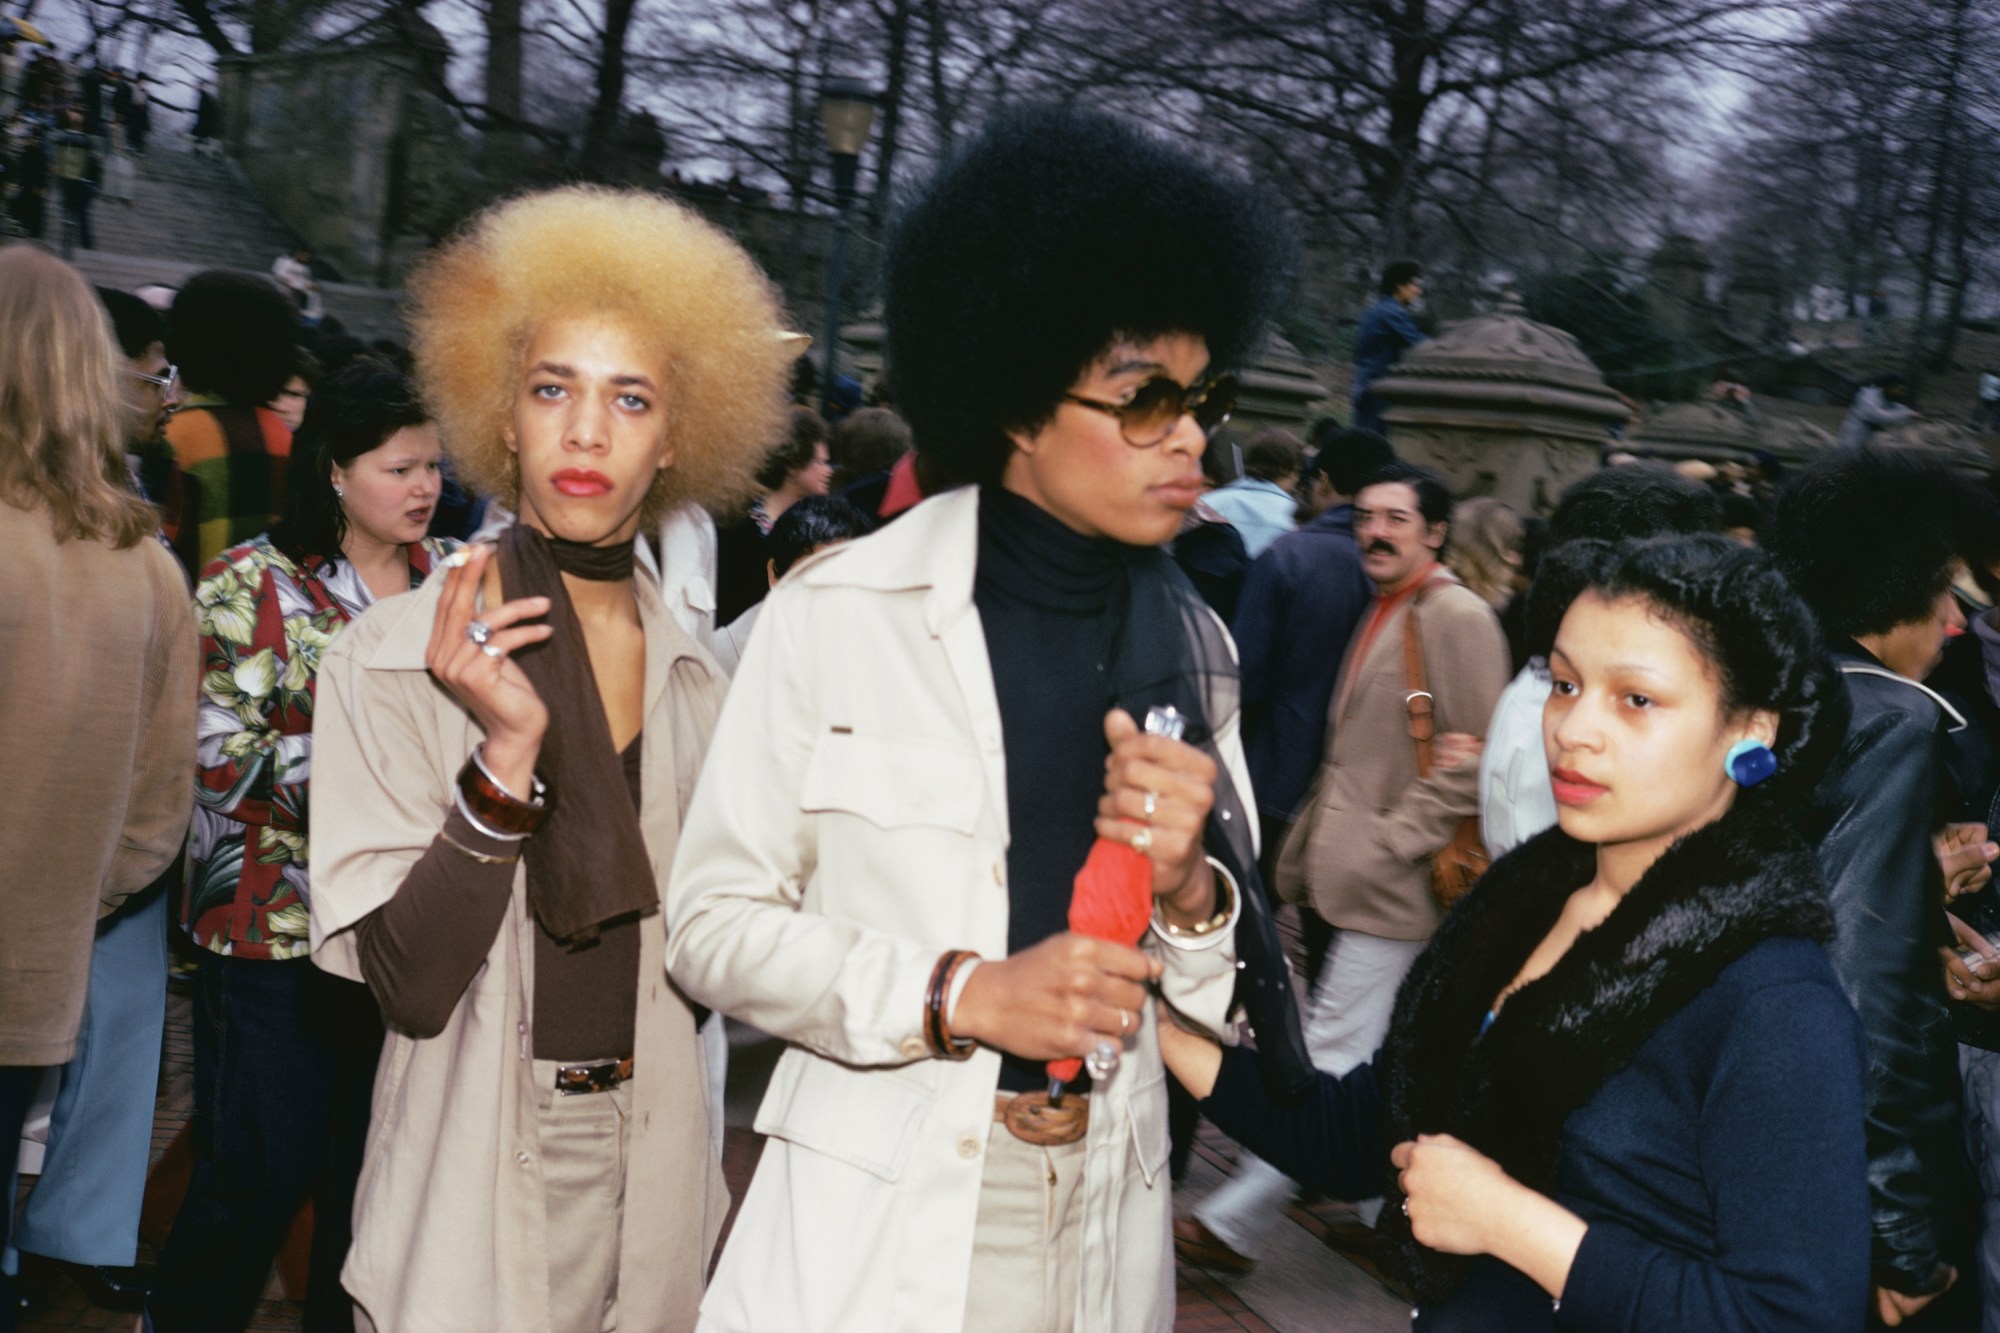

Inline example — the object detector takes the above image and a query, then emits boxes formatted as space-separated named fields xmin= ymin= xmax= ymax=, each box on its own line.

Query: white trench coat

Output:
xmin=666 ymin=486 xmax=1246 ymax=1333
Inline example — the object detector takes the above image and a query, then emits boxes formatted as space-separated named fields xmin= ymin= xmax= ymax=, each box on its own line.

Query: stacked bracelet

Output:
xmin=456 ymin=744 xmax=551 ymax=841
xmin=925 ymin=949 xmax=980 ymax=1060
xmin=1151 ymin=857 xmax=1241 ymax=951
xmin=439 ymin=828 xmax=520 ymax=866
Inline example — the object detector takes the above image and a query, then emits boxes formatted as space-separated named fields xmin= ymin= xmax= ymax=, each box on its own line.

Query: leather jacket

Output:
xmin=1923 ymin=619 xmax=2000 ymax=1052
xmin=1817 ymin=647 xmax=1973 ymax=1296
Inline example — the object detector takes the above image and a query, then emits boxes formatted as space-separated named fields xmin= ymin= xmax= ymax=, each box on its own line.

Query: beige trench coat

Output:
xmin=1303 ymin=572 xmax=1509 ymax=940
xmin=309 ymin=568 xmax=728 ymax=1333
xmin=0 ymin=505 xmax=194 ymax=1066
xmin=665 ymin=486 xmax=1245 ymax=1333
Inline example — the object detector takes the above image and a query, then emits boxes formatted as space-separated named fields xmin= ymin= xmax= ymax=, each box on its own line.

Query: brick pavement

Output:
xmin=19 ymin=977 xmax=1398 ymax=1332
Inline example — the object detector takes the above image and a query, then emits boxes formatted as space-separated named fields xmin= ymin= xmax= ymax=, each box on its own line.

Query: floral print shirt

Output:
xmin=186 ymin=534 xmax=456 ymax=958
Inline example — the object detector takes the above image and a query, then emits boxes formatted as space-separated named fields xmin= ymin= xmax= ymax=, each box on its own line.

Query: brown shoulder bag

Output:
xmin=1405 ymin=583 xmax=1489 ymax=912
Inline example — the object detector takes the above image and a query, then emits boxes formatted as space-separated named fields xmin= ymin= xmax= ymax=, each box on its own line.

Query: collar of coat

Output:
xmin=1374 ymin=800 xmax=1835 ymax=1303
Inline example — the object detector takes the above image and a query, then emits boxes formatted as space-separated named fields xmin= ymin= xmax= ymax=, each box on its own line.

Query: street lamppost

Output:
xmin=818 ymin=76 xmax=877 ymax=415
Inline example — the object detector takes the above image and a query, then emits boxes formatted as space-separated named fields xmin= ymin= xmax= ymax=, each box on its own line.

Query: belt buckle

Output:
xmin=999 ymin=1090 xmax=1089 ymax=1146
xmin=554 ymin=1056 xmax=634 ymax=1096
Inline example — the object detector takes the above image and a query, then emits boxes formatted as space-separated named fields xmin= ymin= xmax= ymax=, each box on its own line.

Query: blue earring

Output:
xmin=1725 ymin=739 xmax=1776 ymax=787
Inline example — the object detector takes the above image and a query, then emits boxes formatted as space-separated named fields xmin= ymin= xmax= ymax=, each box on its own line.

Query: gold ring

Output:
xmin=1131 ymin=826 xmax=1153 ymax=855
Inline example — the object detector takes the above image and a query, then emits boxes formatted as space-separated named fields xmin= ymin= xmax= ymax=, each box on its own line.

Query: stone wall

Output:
xmin=219 ymin=42 xmax=474 ymax=288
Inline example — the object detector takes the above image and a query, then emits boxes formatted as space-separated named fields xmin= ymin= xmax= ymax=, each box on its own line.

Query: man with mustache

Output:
xmin=1179 ymin=460 xmax=1508 ymax=1275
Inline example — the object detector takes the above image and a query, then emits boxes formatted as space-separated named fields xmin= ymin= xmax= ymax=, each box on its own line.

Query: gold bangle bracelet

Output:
xmin=439 ymin=828 xmax=520 ymax=866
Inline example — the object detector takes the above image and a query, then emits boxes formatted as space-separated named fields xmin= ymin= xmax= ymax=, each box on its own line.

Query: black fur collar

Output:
xmin=1374 ymin=802 xmax=1835 ymax=1303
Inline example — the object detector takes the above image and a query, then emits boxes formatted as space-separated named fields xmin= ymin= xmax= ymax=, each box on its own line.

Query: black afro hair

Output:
xmin=168 ymin=270 xmax=299 ymax=406
xmin=882 ymin=103 xmax=1295 ymax=488
xmin=1548 ymin=465 xmax=1721 ymax=545
xmin=96 ymin=286 xmax=166 ymax=359
xmin=1557 ymin=535 xmax=1848 ymax=805
xmin=1766 ymin=447 xmax=1970 ymax=641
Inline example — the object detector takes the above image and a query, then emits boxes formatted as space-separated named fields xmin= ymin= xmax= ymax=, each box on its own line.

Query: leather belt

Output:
xmin=995 ymin=1090 xmax=1089 ymax=1146
xmin=554 ymin=1057 xmax=634 ymax=1095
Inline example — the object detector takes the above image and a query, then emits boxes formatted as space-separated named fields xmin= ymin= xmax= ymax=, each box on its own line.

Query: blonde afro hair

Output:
xmin=408 ymin=186 xmax=796 ymax=525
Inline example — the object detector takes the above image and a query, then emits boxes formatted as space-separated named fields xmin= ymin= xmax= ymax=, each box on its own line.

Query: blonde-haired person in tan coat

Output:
xmin=307 ymin=188 xmax=797 ymax=1333
xmin=0 ymin=245 xmax=195 ymax=1316
xmin=1182 ymin=460 xmax=1509 ymax=1273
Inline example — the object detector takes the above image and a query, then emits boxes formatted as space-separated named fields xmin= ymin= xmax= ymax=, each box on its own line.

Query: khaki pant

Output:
xmin=961 ymin=1118 xmax=1087 ymax=1333
xmin=534 ymin=1059 xmax=632 ymax=1333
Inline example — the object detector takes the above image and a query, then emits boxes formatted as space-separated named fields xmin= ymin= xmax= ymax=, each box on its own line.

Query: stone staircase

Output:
xmin=60 ymin=145 xmax=408 ymax=342
xmin=90 ymin=148 xmax=304 ymax=272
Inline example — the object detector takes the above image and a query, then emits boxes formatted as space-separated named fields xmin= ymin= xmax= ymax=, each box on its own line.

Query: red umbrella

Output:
xmin=1046 ymin=705 xmax=1186 ymax=1094
xmin=1046 ymin=838 xmax=1155 ymax=1087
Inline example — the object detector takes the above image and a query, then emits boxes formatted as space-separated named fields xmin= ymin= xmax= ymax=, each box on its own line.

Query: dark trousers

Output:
xmin=148 ymin=953 xmax=382 ymax=1333
xmin=57 ymin=178 xmax=92 ymax=254
xmin=1 ymin=1064 xmax=49 ymax=1333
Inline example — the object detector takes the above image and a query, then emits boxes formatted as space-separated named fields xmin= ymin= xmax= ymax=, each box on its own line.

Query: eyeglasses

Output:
xmin=1063 ymin=371 xmax=1238 ymax=448
xmin=129 ymin=363 xmax=179 ymax=391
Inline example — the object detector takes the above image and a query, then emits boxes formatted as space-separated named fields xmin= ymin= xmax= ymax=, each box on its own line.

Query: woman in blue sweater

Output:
xmin=1164 ymin=535 xmax=1872 ymax=1330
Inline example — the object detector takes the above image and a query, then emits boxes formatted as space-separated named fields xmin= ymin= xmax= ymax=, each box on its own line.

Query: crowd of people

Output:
xmin=7 ymin=97 xmax=2000 ymax=1333
xmin=0 ymin=42 xmax=159 ymax=255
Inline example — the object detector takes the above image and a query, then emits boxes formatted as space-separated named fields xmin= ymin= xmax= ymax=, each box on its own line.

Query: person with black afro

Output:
xmin=160 ymin=269 xmax=300 ymax=576
xmin=96 ymin=285 xmax=181 ymax=504
xmin=665 ymin=103 xmax=1311 ymax=1332
xmin=1766 ymin=446 xmax=1982 ymax=1327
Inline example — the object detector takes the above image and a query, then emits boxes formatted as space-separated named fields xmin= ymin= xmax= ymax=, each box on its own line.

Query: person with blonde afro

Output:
xmin=305 ymin=185 xmax=797 ymax=1333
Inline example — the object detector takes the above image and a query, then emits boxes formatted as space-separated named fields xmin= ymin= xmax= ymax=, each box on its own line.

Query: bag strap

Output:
xmin=1403 ymin=580 xmax=1441 ymax=779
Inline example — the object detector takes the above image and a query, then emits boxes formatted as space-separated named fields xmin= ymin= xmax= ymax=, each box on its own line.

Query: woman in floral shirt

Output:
xmin=150 ymin=359 xmax=458 ymax=1333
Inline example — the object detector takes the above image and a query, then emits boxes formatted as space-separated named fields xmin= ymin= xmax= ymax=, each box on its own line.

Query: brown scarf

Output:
xmin=497 ymin=523 xmax=657 ymax=944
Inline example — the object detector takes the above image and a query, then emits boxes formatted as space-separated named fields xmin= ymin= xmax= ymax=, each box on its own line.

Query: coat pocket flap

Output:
xmin=800 ymin=730 xmax=983 ymax=833
xmin=753 ymin=1047 xmax=937 ymax=1183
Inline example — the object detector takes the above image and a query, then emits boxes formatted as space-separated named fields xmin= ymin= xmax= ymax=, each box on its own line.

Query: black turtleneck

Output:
xmin=974 ymin=486 xmax=1126 ymax=1092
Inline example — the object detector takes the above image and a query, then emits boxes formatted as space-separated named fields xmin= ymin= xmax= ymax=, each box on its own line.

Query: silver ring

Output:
xmin=1401 ymin=1199 xmax=1410 ymax=1218
xmin=1142 ymin=790 xmax=1159 ymax=820
xmin=1118 ymin=1009 xmax=1131 ymax=1034
xmin=480 ymin=642 xmax=504 ymax=660
xmin=465 ymin=620 xmax=493 ymax=646
xmin=1131 ymin=826 xmax=1153 ymax=855
xmin=1085 ymin=1038 xmax=1120 ymax=1080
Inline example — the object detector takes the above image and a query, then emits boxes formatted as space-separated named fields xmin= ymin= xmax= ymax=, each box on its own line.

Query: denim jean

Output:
xmin=147 ymin=952 xmax=381 ymax=1333
xmin=11 ymin=882 xmax=167 ymax=1269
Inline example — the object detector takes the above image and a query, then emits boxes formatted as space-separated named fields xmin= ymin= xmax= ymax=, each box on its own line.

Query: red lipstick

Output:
xmin=1550 ymin=767 xmax=1607 ymax=806
xmin=552 ymin=468 xmax=613 ymax=497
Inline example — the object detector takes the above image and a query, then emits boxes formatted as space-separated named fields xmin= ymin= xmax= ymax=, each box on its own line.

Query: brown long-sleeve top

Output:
xmin=355 ymin=736 xmax=643 ymax=1060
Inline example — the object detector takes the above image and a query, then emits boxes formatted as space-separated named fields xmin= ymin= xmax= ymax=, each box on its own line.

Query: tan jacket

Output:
xmin=0 ymin=505 xmax=193 ymax=1066
xmin=1304 ymin=571 xmax=1509 ymax=940
xmin=665 ymin=486 xmax=1243 ymax=1333
xmin=309 ymin=568 xmax=727 ymax=1333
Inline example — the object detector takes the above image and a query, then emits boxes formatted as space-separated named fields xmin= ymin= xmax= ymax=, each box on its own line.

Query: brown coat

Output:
xmin=0 ymin=504 xmax=194 ymax=1066
xmin=1303 ymin=572 xmax=1509 ymax=941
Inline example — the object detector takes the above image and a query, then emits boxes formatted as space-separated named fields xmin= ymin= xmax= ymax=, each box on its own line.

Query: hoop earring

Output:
xmin=1724 ymin=738 xmax=1776 ymax=787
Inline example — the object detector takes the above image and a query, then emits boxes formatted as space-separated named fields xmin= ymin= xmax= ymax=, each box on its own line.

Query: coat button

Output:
xmin=515 ymin=1150 xmax=531 ymax=1166
xmin=899 ymin=1035 xmax=928 ymax=1059
xmin=957 ymin=1135 xmax=981 ymax=1159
